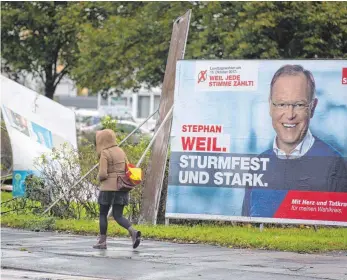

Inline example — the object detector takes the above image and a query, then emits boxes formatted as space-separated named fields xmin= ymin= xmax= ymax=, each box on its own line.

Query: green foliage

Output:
xmin=1 ymin=2 xmax=80 ymax=98
xmin=1 ymin=190 xmax=12 ymax=202
xmin=2 ymin=212 xmax=56 ymax=231
xmin=71 ymin=1 xmax=347 ymax=94
xmin=223 ymin=2 xmax=347 ymax=59
xmin=68 ymin=2 xmax=151 ymax=94
xmin=24 ymin=175 xmax=47 ymax=203
xmin=2 ymin=2 xmax=346 ymax=96
xmin=31 ymin=142 xmax=99 ymax=219
xmin=100 ymin=115 xmax=117 ymax=132
xmin=0 ymin=190 xmax=41 ymax=216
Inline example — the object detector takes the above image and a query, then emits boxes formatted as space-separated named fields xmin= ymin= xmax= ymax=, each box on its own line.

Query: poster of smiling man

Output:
xmin=166 ymin=60 xmax=347 ymax=226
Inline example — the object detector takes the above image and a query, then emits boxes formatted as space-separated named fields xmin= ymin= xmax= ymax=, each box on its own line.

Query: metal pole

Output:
xmin=136 ymin=106 xmax=173 ymax=168
xmin=42 ymin=109 xmax=159 ymax=215
xmin=118 ymin=109 xmax=158 ymax=146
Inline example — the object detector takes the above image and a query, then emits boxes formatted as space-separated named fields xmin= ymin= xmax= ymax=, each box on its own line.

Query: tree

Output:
xmin=69 ymin=1 xmax=167 ymax=96
xmin=69 ymin=1 xmax=218 ymax=95
xmin=3 ymin=2 xmax=345 ymax=98
xmin=1 ymin=2 xmax=79 ymax=99
xmin=222 ymin=2 xmax=347 ymax=59
xmin=71 ymin=1 xmax=347 ymax=96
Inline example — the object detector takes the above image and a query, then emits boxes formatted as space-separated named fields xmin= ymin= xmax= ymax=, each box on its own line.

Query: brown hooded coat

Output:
xmin=96 ymin=129 xmax=127 ymax=191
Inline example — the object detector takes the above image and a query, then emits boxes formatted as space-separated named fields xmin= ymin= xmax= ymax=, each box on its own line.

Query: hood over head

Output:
xmin=96 ymin=129 xmax=117 ymax=156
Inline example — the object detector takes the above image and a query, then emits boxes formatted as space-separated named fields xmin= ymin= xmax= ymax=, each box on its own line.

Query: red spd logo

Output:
xmin=198 ymin=70 xmax=207 ymax=83
xmin=342 ymin=68 xmax=347 ymax=85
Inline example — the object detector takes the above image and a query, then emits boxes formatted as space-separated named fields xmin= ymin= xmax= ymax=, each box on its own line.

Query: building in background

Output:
xmin=56 ymin=84 xmax=160 ymax=130
xmin=98 ymin=87 xmax=161 ymax=124
xmin=2 ymin=71 xmax=161 ymax=128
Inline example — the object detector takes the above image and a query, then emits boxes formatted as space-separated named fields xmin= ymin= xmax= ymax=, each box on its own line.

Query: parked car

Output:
xmin=74 ymin=109 xmax=101 ymax=130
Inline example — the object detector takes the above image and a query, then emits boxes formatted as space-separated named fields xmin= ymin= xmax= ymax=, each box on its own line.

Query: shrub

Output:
xmin=29 ymin=115 xmax=168 ymax=224
xmin=30 ymin=142 xmax=99 ymax=219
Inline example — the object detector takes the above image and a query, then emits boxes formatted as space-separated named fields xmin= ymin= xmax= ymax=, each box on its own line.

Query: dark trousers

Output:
xmin=99 ymin=204 xmax=131 ymax=235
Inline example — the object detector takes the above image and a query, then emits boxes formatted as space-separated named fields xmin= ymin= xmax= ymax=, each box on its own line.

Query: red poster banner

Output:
xmin=274 ymin=191 xmax=347 ymax=222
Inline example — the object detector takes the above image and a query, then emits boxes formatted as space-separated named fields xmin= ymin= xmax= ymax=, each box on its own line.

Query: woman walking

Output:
xmin=93 ymin=129 xmax=141 ymax=250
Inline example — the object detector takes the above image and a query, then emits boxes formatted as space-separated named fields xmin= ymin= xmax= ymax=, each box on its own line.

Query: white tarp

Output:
xmin=1 ymin=75 xmax=77 ymax=197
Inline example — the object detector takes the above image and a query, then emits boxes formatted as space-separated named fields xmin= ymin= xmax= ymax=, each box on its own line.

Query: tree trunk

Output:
xmin=45 ymin=83 xmax=56 ymax=100
xmin=44 ymin=65 xmax=56 ymax=99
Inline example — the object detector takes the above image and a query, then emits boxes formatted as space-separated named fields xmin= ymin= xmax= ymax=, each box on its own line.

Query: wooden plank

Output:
xmin=139 ymin=10 xmax=191 ymax=225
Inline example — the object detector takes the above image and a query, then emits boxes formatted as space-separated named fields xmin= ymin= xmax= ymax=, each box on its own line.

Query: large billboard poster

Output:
xmin=166 ymin=60 xmax=347 ymax=226
xmin=1 ymin=76 xmax=77 ymax=197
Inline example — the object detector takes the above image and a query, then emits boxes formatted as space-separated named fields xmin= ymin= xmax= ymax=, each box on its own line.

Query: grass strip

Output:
xmin=1 ymin=192 xmax=346 ymax=253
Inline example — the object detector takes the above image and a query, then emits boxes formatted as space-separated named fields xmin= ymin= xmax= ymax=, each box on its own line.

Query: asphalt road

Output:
xmin=1 ymin=228 xmax=347 ymax=280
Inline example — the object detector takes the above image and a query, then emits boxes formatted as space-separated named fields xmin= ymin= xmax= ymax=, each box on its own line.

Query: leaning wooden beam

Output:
xmin=139 ymin=10 xmax=191 ymax=225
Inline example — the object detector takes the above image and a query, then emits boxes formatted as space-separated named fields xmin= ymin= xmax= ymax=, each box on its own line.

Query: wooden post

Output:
xmin=259 ymin=223 xmax=264 ymax=232
xmin=139 ymin=10 xmax=191 ymax=225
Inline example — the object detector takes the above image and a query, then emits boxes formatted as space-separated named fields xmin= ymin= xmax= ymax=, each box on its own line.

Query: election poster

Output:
xmin=1 ymin=76 xmax=77 ymax=197
xmin=166 ymin=60 xmax=347 ymax=226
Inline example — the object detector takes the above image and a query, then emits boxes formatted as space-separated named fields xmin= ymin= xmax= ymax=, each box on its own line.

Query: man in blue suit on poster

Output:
xmin=242 ymin=64 xmax=347 ymax=217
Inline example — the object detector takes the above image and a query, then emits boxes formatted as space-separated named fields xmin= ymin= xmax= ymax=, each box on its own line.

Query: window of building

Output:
xmin=111 ymin=96 xmax=127 ymax=106
xmin=100 ymin=96 xmax=108 ymax=106
xmin=138 ymin=96 xmax=150 ymax=118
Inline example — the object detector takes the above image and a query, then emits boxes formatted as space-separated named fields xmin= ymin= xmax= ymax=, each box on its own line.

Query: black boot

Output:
xmin=128 ymin=227 xmax=141 ymax=249
xmin=93 ymin=234 xmax=107 ymax=249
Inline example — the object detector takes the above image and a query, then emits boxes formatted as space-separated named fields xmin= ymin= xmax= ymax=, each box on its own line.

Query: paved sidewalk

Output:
xmin=1 ymin=228 xmax=347 ymax=280
xmin=1 ymin=268 xmax=104 ymax=280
